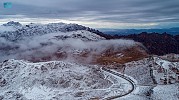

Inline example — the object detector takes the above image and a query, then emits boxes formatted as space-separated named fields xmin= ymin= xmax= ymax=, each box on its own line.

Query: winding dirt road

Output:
xmin=101 ymin=67 xmax=136 ymax=100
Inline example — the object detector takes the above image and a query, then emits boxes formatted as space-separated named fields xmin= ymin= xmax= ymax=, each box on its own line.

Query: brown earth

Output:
xmin=94 ymin=46 xmax=148 ymax=65
xmin=25 ymin=45 xmax=148 ymax=65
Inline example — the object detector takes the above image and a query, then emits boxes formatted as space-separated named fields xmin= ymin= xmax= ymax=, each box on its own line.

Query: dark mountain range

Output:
xmin=96 ymin=32 xmax=179 ymax=55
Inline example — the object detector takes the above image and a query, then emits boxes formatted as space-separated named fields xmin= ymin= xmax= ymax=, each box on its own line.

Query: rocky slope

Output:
xmin=0 ymin=59 xmax=133 ymax=100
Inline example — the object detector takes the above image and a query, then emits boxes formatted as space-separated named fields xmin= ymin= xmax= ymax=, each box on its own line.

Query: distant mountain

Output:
xmin=96 ymin=32 xmax=179 ymax=55
xmin=99 ymin=28 xmax=179 ymax=35
xmin=2 ymin=21 xmax=22 ymax=27
xmin=120 ymin=33 xmax=179 ymax=55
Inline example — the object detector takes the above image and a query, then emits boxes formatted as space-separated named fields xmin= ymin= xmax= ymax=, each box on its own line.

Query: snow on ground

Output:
xmin=118 ymin=86 xmax=153 ymax=100
xmin=154 ymin=57 xmax=172 ymax=70
xmin=0 ymin=26 xmax=16 ymax=33
xmin=122 ymin=57 xmax=179 ymax=100
xmin=151 ymin=83 xmax=179 ymax=100
xmin=125 ymin=59 xmax=153 ymax=85
xmin=69 ymin=30 xmax=105 ymax=41
xmin=0 ymin=59 xmax=133 ymax=100
xmin=152 ymin=56 xmax=179 ymax=84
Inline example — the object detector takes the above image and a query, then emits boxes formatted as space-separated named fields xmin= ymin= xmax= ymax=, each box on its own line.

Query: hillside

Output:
xmin=0 ymin=59 xmax=133 ymax=100
xmin=0 ymin=22 xmax=148 ymax=65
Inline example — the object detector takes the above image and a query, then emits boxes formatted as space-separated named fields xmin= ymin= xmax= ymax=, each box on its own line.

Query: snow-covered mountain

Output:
xmin=0 ymin=21 xmax=148 ymax=64
xmin=2 ymin=21 xmax=22 ymax=27
xmin=0 ymin=21 xmax=104 ymax=41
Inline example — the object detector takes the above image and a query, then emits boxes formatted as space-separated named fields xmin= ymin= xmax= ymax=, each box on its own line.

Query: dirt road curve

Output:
xmin=101 ymin=67 xmax=136 ymax=100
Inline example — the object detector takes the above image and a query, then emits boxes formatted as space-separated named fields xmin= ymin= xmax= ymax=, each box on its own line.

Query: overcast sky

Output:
xmin=0 ymin=0 xmax=179 ymax=29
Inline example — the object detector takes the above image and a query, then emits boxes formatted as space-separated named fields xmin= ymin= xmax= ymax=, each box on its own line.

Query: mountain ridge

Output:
xmin=0 ymin=21 xmax=104 ymax=41
xmin=94 ymin=32 xmax=179 ymax=55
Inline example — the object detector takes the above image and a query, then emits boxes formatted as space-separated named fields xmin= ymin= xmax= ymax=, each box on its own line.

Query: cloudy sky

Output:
xmin=0 ymin=0 xmax=179 ymax=29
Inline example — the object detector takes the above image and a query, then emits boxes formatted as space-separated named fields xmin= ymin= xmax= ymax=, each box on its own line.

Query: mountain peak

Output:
xmin=3 ymin=21 xmax=22 ymax=27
